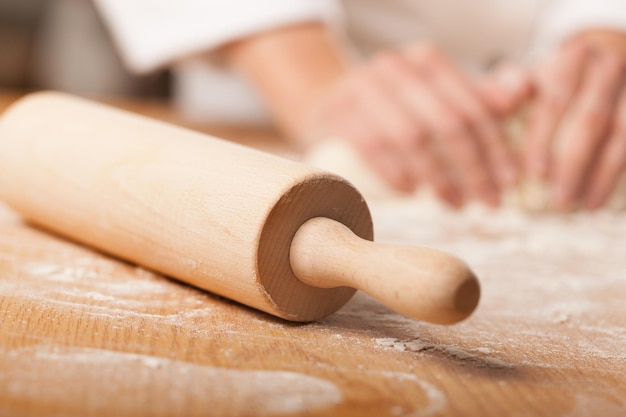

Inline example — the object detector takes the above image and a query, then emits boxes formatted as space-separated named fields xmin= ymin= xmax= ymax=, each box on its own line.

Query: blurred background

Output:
xmin=0 ymin=0 xmax=170 ymax=99
xmin=0 ymin=0 xmax=283 ymax=151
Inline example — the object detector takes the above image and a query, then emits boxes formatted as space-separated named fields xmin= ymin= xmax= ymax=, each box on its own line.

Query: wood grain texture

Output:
xmin=0 ymin=93 xmax=625 ymax=417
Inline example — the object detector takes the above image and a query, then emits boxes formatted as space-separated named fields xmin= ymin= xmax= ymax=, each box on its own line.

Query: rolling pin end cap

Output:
xmin=452 ymin=269 xmax=481 ymax=318
xmin=426 ymin=259 xmax=481 ymax=325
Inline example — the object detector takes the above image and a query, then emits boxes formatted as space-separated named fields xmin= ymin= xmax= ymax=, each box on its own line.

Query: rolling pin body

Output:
xmin=0 ymin=93 xmax=479 ymax=323
xmin=0 ymin=93 xmax=372 ymax=321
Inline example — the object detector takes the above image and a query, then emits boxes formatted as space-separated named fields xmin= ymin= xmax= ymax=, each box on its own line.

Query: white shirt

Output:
xmin=94 ymin=0 xmax=626 ymax=123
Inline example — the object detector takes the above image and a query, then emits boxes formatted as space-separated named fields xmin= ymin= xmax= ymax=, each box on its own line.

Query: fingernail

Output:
xmin=550 ymin=183 xmax=572 ymax=211
xmin=480 ymin=187 xmax=500 ymax=208
xmin=394 ymin=174 xmax=415 ymax=194
xmin=584 ymin=199 xmax=599 ymax=211
xmin=584 ymin=191 xmax=603 ymax=211
xmin=445 ymin=188 xmax=464 ymax=209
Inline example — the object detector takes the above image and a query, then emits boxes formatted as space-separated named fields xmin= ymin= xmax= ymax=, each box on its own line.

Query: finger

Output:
xmin=333 ymin=68 xmax=422 ymax=193
xmin=369 ymin=51 xmax=464 ymax=206
xmin=550 ymin=51 xmax=624 ymax=210
xmin=339 ymin=114 xmax=413 ymax=193
xmin=319 ymin=75 xmax=410 ymax=191
xmin=404 ymin=43 xmax=519 ymax=189
xmin=397 ymin=76 xmax=499 ymax=206
xmin=479 ymin=63 xmax=535 ymax=116
xmin=524 ymin=42 xmax=590 ymax=178
xmin=416 ymin=146 xmax=464 ymax=208
xmin=376 ymin=115 xmax=463 ymax=207
xmin=388 ymin=45 xmax=498 ymax=205
xmin=584 ymin=87 xmax=626 ymax=209
xmin=335 ymin=104 xmax=412 ymax=193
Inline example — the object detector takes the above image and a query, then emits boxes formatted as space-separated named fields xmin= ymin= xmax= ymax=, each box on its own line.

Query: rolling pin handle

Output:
xmin=290 ymin=217 xmax=480 ymax=324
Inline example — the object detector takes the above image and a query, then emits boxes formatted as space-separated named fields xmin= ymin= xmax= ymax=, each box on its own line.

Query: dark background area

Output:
xmin=0 ymin=0 xmax=170 ymax=98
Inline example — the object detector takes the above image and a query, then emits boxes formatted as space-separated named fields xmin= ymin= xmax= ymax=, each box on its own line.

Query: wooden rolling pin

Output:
xmin=0 ymin=92 xmax=479 ymax=324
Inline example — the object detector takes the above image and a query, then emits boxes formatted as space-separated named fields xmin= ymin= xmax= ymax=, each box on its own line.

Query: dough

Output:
xmin=304 ymin=117 xmax=626 ymax=211
xmin=304 ymin=138 xmax=448 ymax=213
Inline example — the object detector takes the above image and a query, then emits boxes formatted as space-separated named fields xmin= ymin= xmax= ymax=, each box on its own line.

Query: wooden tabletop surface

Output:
xmin=0 ymin=92 xmax=625 ymax=417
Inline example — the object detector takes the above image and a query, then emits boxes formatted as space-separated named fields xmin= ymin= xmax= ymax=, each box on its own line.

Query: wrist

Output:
xmin=220 ymin=23 xmax=350 ymax=146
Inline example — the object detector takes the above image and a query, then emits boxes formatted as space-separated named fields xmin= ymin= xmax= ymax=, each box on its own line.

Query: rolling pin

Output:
xmin=0 ymin=92 xmax=479 ymax=324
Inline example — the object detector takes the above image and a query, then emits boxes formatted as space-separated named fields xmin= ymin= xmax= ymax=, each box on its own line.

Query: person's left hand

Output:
xmin=523 ymin=31 xmax=626 ymax=210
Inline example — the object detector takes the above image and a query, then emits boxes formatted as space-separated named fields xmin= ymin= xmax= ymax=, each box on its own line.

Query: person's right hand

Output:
xmin=301 ymin=43 xmax=521 ymax=208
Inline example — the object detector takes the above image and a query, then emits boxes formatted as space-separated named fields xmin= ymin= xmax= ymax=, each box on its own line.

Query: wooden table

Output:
xmin=1 ymin=92 xmax=625 ymax=417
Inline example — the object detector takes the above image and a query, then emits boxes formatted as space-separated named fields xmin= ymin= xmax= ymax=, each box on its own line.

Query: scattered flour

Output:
xmin=0 ymin=345 xmax=343 ymax=416
xmin=374 ymin=338 xmax=512 ymax=369
xmin=552 ymin=312 xmax=570 ymax=324
xmin=2 ymin=185 xmax=625 ymax=414
xmin=380 ymin=371 xmax=447 ymax=417
xmin=568 ymin=393 xmax=626 ymax=417
xmin=313 ymin=362 xmax=448 ymax=417
xmin=22 ymin=262 xmax=172 ymax=296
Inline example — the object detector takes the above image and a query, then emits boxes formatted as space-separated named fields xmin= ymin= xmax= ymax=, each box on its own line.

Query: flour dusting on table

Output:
xmin=0 ymin=344 xmax=342 ymax=416
xmin=361 ymin=200 xmax=626 ymax=372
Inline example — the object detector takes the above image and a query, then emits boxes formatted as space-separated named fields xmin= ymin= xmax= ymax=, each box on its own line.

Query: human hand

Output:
xmin=523 ymin=33 xmax=626 ymax=210
xmin=302 ymin=43 xmax=521 ymax=208
xmin=478 ymin=62 xmax=535 ymax=118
